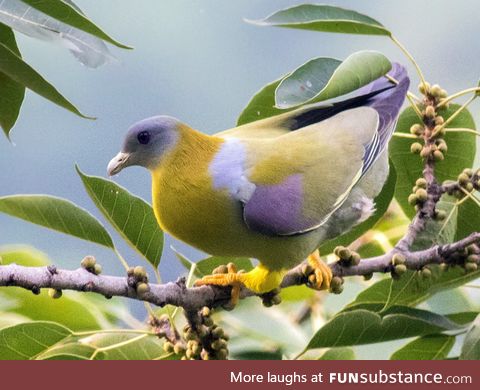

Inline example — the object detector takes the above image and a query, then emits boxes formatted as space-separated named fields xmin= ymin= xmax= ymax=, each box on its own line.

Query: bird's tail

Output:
xmin=358 ymin=63 xmax=410 ymax=155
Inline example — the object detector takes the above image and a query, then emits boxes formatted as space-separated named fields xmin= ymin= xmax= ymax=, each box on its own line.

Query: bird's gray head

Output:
xmin=107 ymin=115 xmax=180 ymax=175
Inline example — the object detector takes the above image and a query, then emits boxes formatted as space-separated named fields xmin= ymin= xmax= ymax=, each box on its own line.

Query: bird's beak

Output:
xmin=107 ymin=152 xmax=130 ymax=176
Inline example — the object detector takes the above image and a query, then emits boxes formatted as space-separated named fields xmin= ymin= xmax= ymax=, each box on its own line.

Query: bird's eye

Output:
xmin=137 ymin=131 xmax=150 ymax=145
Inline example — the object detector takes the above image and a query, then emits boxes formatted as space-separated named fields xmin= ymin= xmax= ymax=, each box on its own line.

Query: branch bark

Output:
xmin=2 ymin=231 xmax=480 ymax=311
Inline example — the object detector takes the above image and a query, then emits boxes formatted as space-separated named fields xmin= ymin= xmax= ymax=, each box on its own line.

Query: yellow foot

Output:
xmin=303 ymin=249 xmax=332 ymax=291
xmin=194 ymin=263 xmax=286 ymax=309
xmin=194 ymin=262 xmax=242 ymax=308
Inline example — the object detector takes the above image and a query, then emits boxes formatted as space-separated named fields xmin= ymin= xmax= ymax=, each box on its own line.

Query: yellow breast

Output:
xmin=150 ymin=127 xmax=246 ymax=254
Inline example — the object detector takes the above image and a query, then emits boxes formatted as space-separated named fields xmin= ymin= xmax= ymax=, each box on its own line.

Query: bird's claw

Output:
xmin=194 ymin=262 xmax=243 ymax=310
xmin=302 ymin=250 xmax=332 ymax=291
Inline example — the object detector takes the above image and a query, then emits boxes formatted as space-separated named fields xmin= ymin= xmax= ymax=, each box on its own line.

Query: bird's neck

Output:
xmin=151 ymin=124 xmax=222 ymax=183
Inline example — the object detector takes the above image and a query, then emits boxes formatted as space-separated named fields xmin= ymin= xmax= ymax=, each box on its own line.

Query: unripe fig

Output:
xmin=173 ymin=342 xmax=185 ymax=354
xmin=163 ymin=341 xmax=174 ymax=353
xmin=415 ymin=178 xmax=427 ymax=189
xmin=338 ymin=247 xmax=351 ymax=260
xmin=331 ymin=284 xmax=344 ymax=294
xmin=420 ymin=147 xmax=431 ymax=158
xmin=350 ymin=252 xmax=361 ymax=266
xmin=211 ymin=339 xmax=227 ymax=351
xmin=212 ymin=327 xmax=225 ymax=339
xmin=421 ymin=268 xmax=432 ymax=279
xmin=93 ymin=264 xmax=102 ymax=275
xmin=392 ymin=253 xmax=406 ymax=265
xmin=136 ymin=282 xmax=150 ymax=295
xmin=433 ymin=150 xmax=444 ymax=161
xmin=465 ymin=262 xmax=478 ymax=272
xmin=415 ymin=188 xmax=428 ymax=202
xmin=271 ymin=294 xmax=282 ymax=305
xmin=410 ymin=142 xmax=423 ymax=154
xmin=466 ymin=254 xmax=480 ymax=263
xmin=425 ymin=105 xmax=435 ymax=118
xmin=203 ymin=316 xmax=214 ymax=327
xmin=330 ymin=276 xmax=343 ymax=288
xmin=438 ymin=142 xmax=448 ymax=153
xmin=133 ymin=266 xmax=147 ymax=279
xmin=408 ymin=194 xmax=418 ymax=206
xmin=394 ymin=264 xmax=407 ymax=275
xmin=458 ymin=173 xmax=470 ymax=186
xmin=418 ymin=82 xmax=431 ymax=95
xmin=48 ymin=288 xmax=62 ymax=299
xmin=216 ymin=348 xmax=228 ymax=360
xmin=201 ymin=306 xmax=211 ymax=317
xmin=410 ymin=124 xmax=423 ymax=135
xmin=81 ymin=255 xmax=96 ymax=269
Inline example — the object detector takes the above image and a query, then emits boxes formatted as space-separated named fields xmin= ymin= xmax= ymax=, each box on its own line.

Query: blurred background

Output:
xmin=1 ymin=0 xmax=479 ymax=358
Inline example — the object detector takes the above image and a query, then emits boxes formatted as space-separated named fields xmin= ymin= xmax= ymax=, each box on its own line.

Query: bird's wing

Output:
xmin=211 ymin=63 xmax=409 ymax=236
xmin=209 ymin=107 xmax=380 ymax=236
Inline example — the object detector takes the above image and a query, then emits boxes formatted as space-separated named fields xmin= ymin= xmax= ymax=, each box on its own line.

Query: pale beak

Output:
xmin=107 ymin=152 xmax=130 ymax=176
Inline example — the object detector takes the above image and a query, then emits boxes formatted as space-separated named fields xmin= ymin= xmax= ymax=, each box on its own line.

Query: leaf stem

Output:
xmin=433 ymin=95 xmax=476 ymax=136
xmin=390 ymin=34 xmax=427 ymax=88
xmin=73 ymin=329 xmax=155 ymax=337
xmin=406 ymin=94 xmax=424 ymax=120
xmin=114 ymin=248 xmax=130 ymax=271
xmin=445 ymin=128 xmax=480 ymax=137
xmin=393 ymin=133 xmax=420 ymax=139
xmin=88 ymin=334 xmax=149 ymax=360
xmin=437 ymin=87 xmax=480 ymax=108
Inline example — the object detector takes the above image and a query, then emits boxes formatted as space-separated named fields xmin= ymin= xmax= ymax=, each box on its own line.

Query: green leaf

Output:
xmin=455 ymin=193 xmax=480 ymax=241
xmin=20 ymin=0 xmax=131 ymax=49
xmin=232 ymin=350 xmax=283 ymax=360
xmin=237 ymin=78 xmax=284 ymax=125
xmin=346 ymin=266 xmax=480 ymax=312
xmin=460 ymin=313 xmax=480 ymax=360
xmin=280 ymin=285 xmax=315 ymax=302
xmin=0 ymin=194 xmax=114 ymax=248
xmin=0 ymin=289 xmax=108 ymax=331
xmin=0 ymin=312 xmax=31 ymax=329
xmin=0 ymin=245 xmax=50 ymax=266
xmin=318 ymin=347 xmax=355 ymax=360
xmin=0 ymin=321 xmax=72 ymax=360
xmin=79 ymin=333 xmax=170 ymax=360
xmin=446 ymin=311 xmax=479 ymax=325
xmin=275 ymin=51 xmax=391 ymax=108
xmin=391 ymin=334 xmax=455 ymax=360
xmin=0 ymin=42 xmax=91 ymax=119
xmin=306 ymin=306 xmax=462 ymax=350
xmin=320 ymin=162 xmax=396 ymax=254
xmin=36 ymin=342 xmax=101 ymax=360
xmin=0 ymin=23 xmax=24 ymax=137
xmin=390 ymin=104 xmax=476 ymax=219
xmin=77 ymin=167 xmax=164 ymax=269
xmin=384 ymin=267 xmax=480 ymax=311
xmin=248 ymin=4 xmax=390 ymax=36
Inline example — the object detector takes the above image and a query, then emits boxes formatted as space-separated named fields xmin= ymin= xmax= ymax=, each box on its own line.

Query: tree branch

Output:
xmin=2 ymin=231 xmax=480 ymax=311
